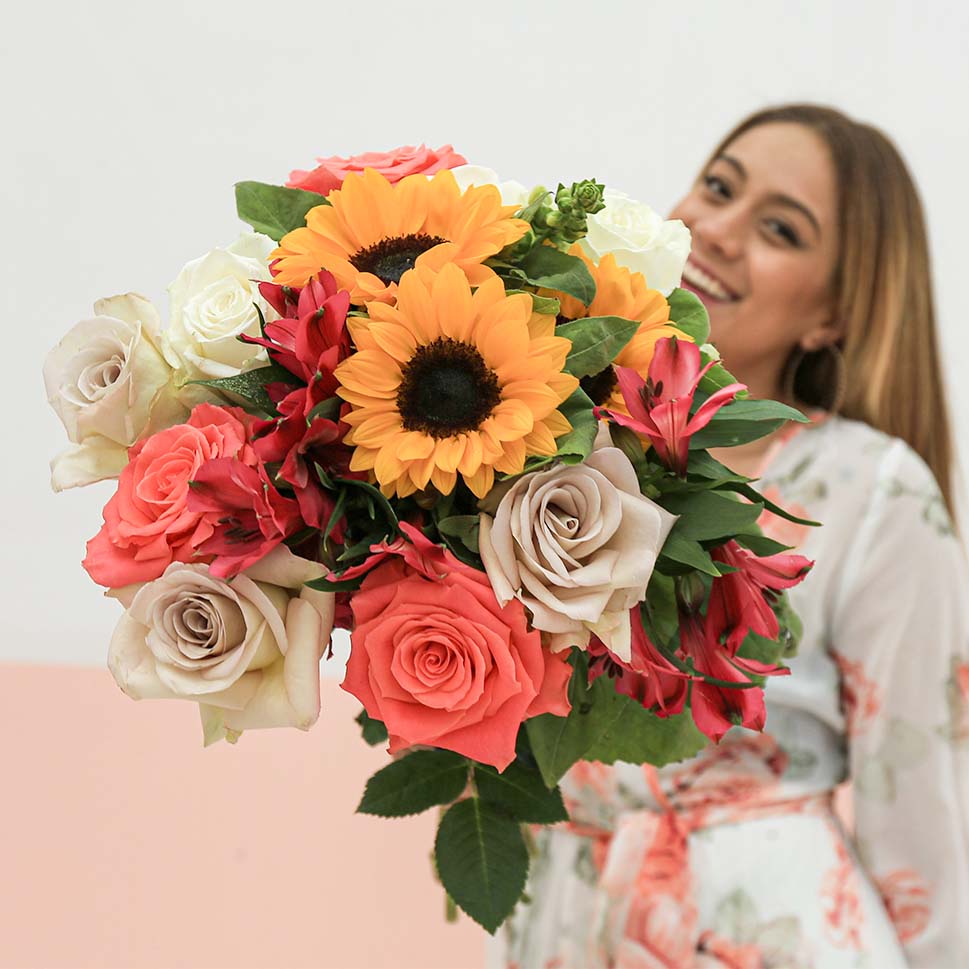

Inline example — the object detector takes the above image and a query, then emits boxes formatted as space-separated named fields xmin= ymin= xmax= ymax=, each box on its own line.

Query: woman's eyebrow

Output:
xmin=715 ymin=153 xmax=821 ymax=240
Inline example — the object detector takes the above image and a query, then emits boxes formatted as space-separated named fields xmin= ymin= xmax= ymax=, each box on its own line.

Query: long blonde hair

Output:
xmin=708 ymin=104 xmax=957 ymax=520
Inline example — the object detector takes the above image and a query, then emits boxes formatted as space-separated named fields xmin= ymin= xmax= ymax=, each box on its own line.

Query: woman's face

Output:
xmin=668 ymin=122 xmax=840 ymax=395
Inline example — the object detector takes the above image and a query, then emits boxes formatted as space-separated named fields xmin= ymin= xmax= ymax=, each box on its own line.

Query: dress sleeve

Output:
xmin=829 ymin=439 xmax=969 ymax=968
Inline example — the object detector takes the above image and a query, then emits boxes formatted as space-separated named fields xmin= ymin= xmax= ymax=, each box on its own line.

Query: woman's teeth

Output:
xmin=682 ymin=261 xmax=737 ymax=301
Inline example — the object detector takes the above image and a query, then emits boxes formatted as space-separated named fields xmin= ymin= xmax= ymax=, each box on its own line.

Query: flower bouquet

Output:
xmin=45 ymin=144 xmax=814 ymax=933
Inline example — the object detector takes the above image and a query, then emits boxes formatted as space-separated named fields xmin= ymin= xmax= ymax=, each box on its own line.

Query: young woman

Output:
xmin=492 ymin=105 xmax=969 ymax=968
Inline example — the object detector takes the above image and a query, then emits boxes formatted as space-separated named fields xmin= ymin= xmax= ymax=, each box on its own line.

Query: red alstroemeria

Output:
xmin=710 ymin=541 xmax=813 ymax=653
xmin=244 ymin=270 xmax=351 ymax=387
xmin=187 ymin=457 xmax=304 ymax=578
xmin=596 ymin=336 xmax=746 ymax=475
xmin=252 ymin=377 xmax=355 ymax=531
xmin=679 ymin=606 xmax=790 ymax=743
xmin=588 ymin=608 xmax=690 ymax=717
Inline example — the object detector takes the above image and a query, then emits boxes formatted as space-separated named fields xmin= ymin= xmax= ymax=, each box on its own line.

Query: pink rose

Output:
xmin=83 ymin=403 xmax=257 ymax=588
xmin=287 ymin=144 xmax=467 ymax=196
xmin=341 ymin=535 xmax=571 ymax=772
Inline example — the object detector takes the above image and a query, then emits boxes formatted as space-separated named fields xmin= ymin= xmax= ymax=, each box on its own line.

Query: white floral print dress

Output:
xmin=489 ymin=416 xmax=969 ymax=969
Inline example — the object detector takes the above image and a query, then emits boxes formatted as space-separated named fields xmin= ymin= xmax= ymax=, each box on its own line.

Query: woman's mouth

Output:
xmin=680 ymin=259 xmax=740 ymax=304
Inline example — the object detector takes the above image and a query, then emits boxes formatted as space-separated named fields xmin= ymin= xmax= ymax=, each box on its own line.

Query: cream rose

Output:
xmin=107 ymin=546 xmax=335 ymax=744
xmin=448 ymin=165 xmax=531 ymax=208
xmin=43 ymin=293 xmax=188 ymax=491
xmin=581 ymin=189 xmax=691 ymax=296
xmin=163 ymin=232 xmax=277 ymax=380
xmin=478 ymin=447 xmax=677 ymax=662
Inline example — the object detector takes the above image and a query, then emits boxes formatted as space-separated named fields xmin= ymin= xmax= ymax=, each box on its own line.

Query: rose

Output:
xmin=83 ymin=403 xmax=258 ymax=588
xmin=581 ymin=189 xmax=691 ymax=296
xmin=287 ymin=144 xmax=467 ymax=195
xmin=107 ymin=546 xmax=335 ymax=743
xmin=43 ymin=294 xmax=188 ymax=491
xmin=448 ymin=165 xmax=531 ymax=208
xmin=342 ymin=532 xmax=571 ymax=771
xmin=163 ymin=232 xmax=277 ymax=380
xmin=478 ymin=446 xmax=677 ymax=663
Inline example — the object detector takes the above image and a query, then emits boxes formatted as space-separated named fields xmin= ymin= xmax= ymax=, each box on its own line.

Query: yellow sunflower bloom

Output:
xmin=269 ymin=168 xmax=530 ymax=304
xmin=548 ymin=246 xmax=691 ymax=412
xmin=334 ymin=263 xmax=579 ymax=499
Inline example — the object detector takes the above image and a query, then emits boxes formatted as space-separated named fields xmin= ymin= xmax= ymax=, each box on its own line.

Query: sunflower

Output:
xmin=548 ymin=246 xmax=691 ymax=412
xmin=334 ymin=263 xmax=578 ymax=499
xmin=269 ymin=168 xmax=529 ymax=304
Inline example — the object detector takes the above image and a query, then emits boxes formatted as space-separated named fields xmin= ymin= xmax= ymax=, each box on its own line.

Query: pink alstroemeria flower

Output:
xmin=187 ymin=457 xmax=304 ymax=578
xmin=596 ymin=336 xmax=746 ymax=476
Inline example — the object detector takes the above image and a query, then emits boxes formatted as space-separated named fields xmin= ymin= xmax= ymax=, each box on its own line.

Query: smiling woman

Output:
xmin=491 ymin=104 xmax=969 ymax=969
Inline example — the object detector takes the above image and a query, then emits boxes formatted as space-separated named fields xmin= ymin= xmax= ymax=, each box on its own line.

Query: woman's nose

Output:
xmin=692 ymin=207 xmax=744 ymax=262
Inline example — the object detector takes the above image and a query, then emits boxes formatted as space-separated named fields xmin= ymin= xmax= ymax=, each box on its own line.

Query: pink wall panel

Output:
xmin=0 ymin=664 xmax=486 ymax=969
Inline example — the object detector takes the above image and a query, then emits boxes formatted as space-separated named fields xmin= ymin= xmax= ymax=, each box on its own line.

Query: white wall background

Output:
xmin=5 ymin=0 xmax=968 ymax=667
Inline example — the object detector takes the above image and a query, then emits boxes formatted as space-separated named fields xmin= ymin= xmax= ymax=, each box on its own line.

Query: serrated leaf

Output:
xmin=557 ymin=315 xmax=641 ymax=378
xmin=519 ymin=246 xmax=596 ymax=305
xmin=434 ymin=798 xmax=528 ymax=934
xmin=473 ymin=762 xmax=568 ymax=824
xmin=235 ymin=181 xmax=329 ymax=241
xmin=667 ymin=288 xmax=710 ymax=344
xmin=526 ymin=652 xmax=706 ymax=788
xmin=357 ymin=749 xmax=469 ymax=818
xmin=658 ymin=490 xmax=764 ymax=541
xmin=355 ymin=709 xmax=389 ymax=746
xmin=190 ymin=362 xmax=299 ymax=414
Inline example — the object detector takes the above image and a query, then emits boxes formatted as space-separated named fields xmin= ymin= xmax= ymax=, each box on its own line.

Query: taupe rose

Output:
xmin=107 ymin=547 xmax=335 ymax=743
xmin=478 ymin=446 xmax=676 ymax=662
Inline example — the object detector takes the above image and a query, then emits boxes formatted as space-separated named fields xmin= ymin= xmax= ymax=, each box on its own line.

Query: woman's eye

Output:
xmin=765 ymin=218 xmax=801 ymax=246
xmin=702 ymin=174 xmax=731 ymax=199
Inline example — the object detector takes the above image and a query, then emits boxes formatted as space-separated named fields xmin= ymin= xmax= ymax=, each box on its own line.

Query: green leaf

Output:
xmin=698 ymin=355 xmax=745 ymax=396
xmin=434 ymin=798 xmax=529 ymax=934
xmin=658 ymin=524 xmax=722 ymax=576
xmin=518 ymin=246 xmax=596 ymax=305
xmin=305 ymin=574 xmax=363 ymax=592
xmin=667 ymin=288 xmax=710 ymax=344
xmin=473 ymin=762 xmax=568 ymax=824
xmin=505 ymin=289 xmax=561 ymax=316
xmin=658 ymin=490 xmax=764 ymax=542
xmin=436 ymin=515 xmax=481 ymax=554
xmin=722 ymin=481 xmax=820 ymax=527
xmin=306 ymin=396 xmax=342 ymax=423
xmin=355 ymin=709 xmax=389 ymax=746
xmin=733 ymin=533 xmax=793 ymax=556
xmin=557 ymin=315 xmax=641 ymax=379
xmin=335 ymin=476 xmax=400 ymax=531
xmin=526 ymin=651 xmax=705 ymax=788
xmin=190 ymin=362 xmax=299 ymax=414
xmin=357 ymin=749 xmax=469 ymax=818
xmin=688 ymin=399 xmax=808 ymax=451
xmin=234 ymin=181 xmax=329 ymax=241
xmin=686 ymin=450 xmax=749 ymax=485
xmin=551 ymin=387 xmax=598 ymax=465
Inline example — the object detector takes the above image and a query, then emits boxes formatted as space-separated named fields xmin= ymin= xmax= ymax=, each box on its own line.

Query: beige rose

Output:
xmin=478 ymin=447 xmax=676 ymax=662
xmin=107 ymin=546 xmax=335 ymax=744
xmin=43 ymin=294 xmax=187 ymax=491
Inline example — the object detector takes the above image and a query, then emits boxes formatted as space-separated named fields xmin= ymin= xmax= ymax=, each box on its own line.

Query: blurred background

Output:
xmin=3 ymin=1 xmax=967 ymax=966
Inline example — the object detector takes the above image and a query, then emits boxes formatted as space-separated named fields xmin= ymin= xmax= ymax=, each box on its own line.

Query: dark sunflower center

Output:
xmin=351 ymin=234 xmax=448 ymax=286
xmin=397 ymin=338 xmax=502 ymax=439
xmin=580 ymin=368 xmax=619 ymax=406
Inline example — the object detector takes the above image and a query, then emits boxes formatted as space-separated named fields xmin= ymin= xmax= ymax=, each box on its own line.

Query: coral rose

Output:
xmin=83 ymin=403 xmax=257 ymax=588
xmin=287 ymin=144 xmax=467 ymax=195
xmin=342 ymin=531 xmax=571 ymax=772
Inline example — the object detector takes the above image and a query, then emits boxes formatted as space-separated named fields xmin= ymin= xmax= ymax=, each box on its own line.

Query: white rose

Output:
xmin=581 ymin=189 xmax=691 ymax=296
xmin=449 ymin=165 xmax=531 ymax=208
xmin=43 ymin=293 xmax=188 ymax=491
xmin=479 ymin=447 xmax=677 ymax=663
xmin=163 ymin=232 xmax=278 ymax=380
xmin=107 ymin=546 xmax=335 ymax=744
